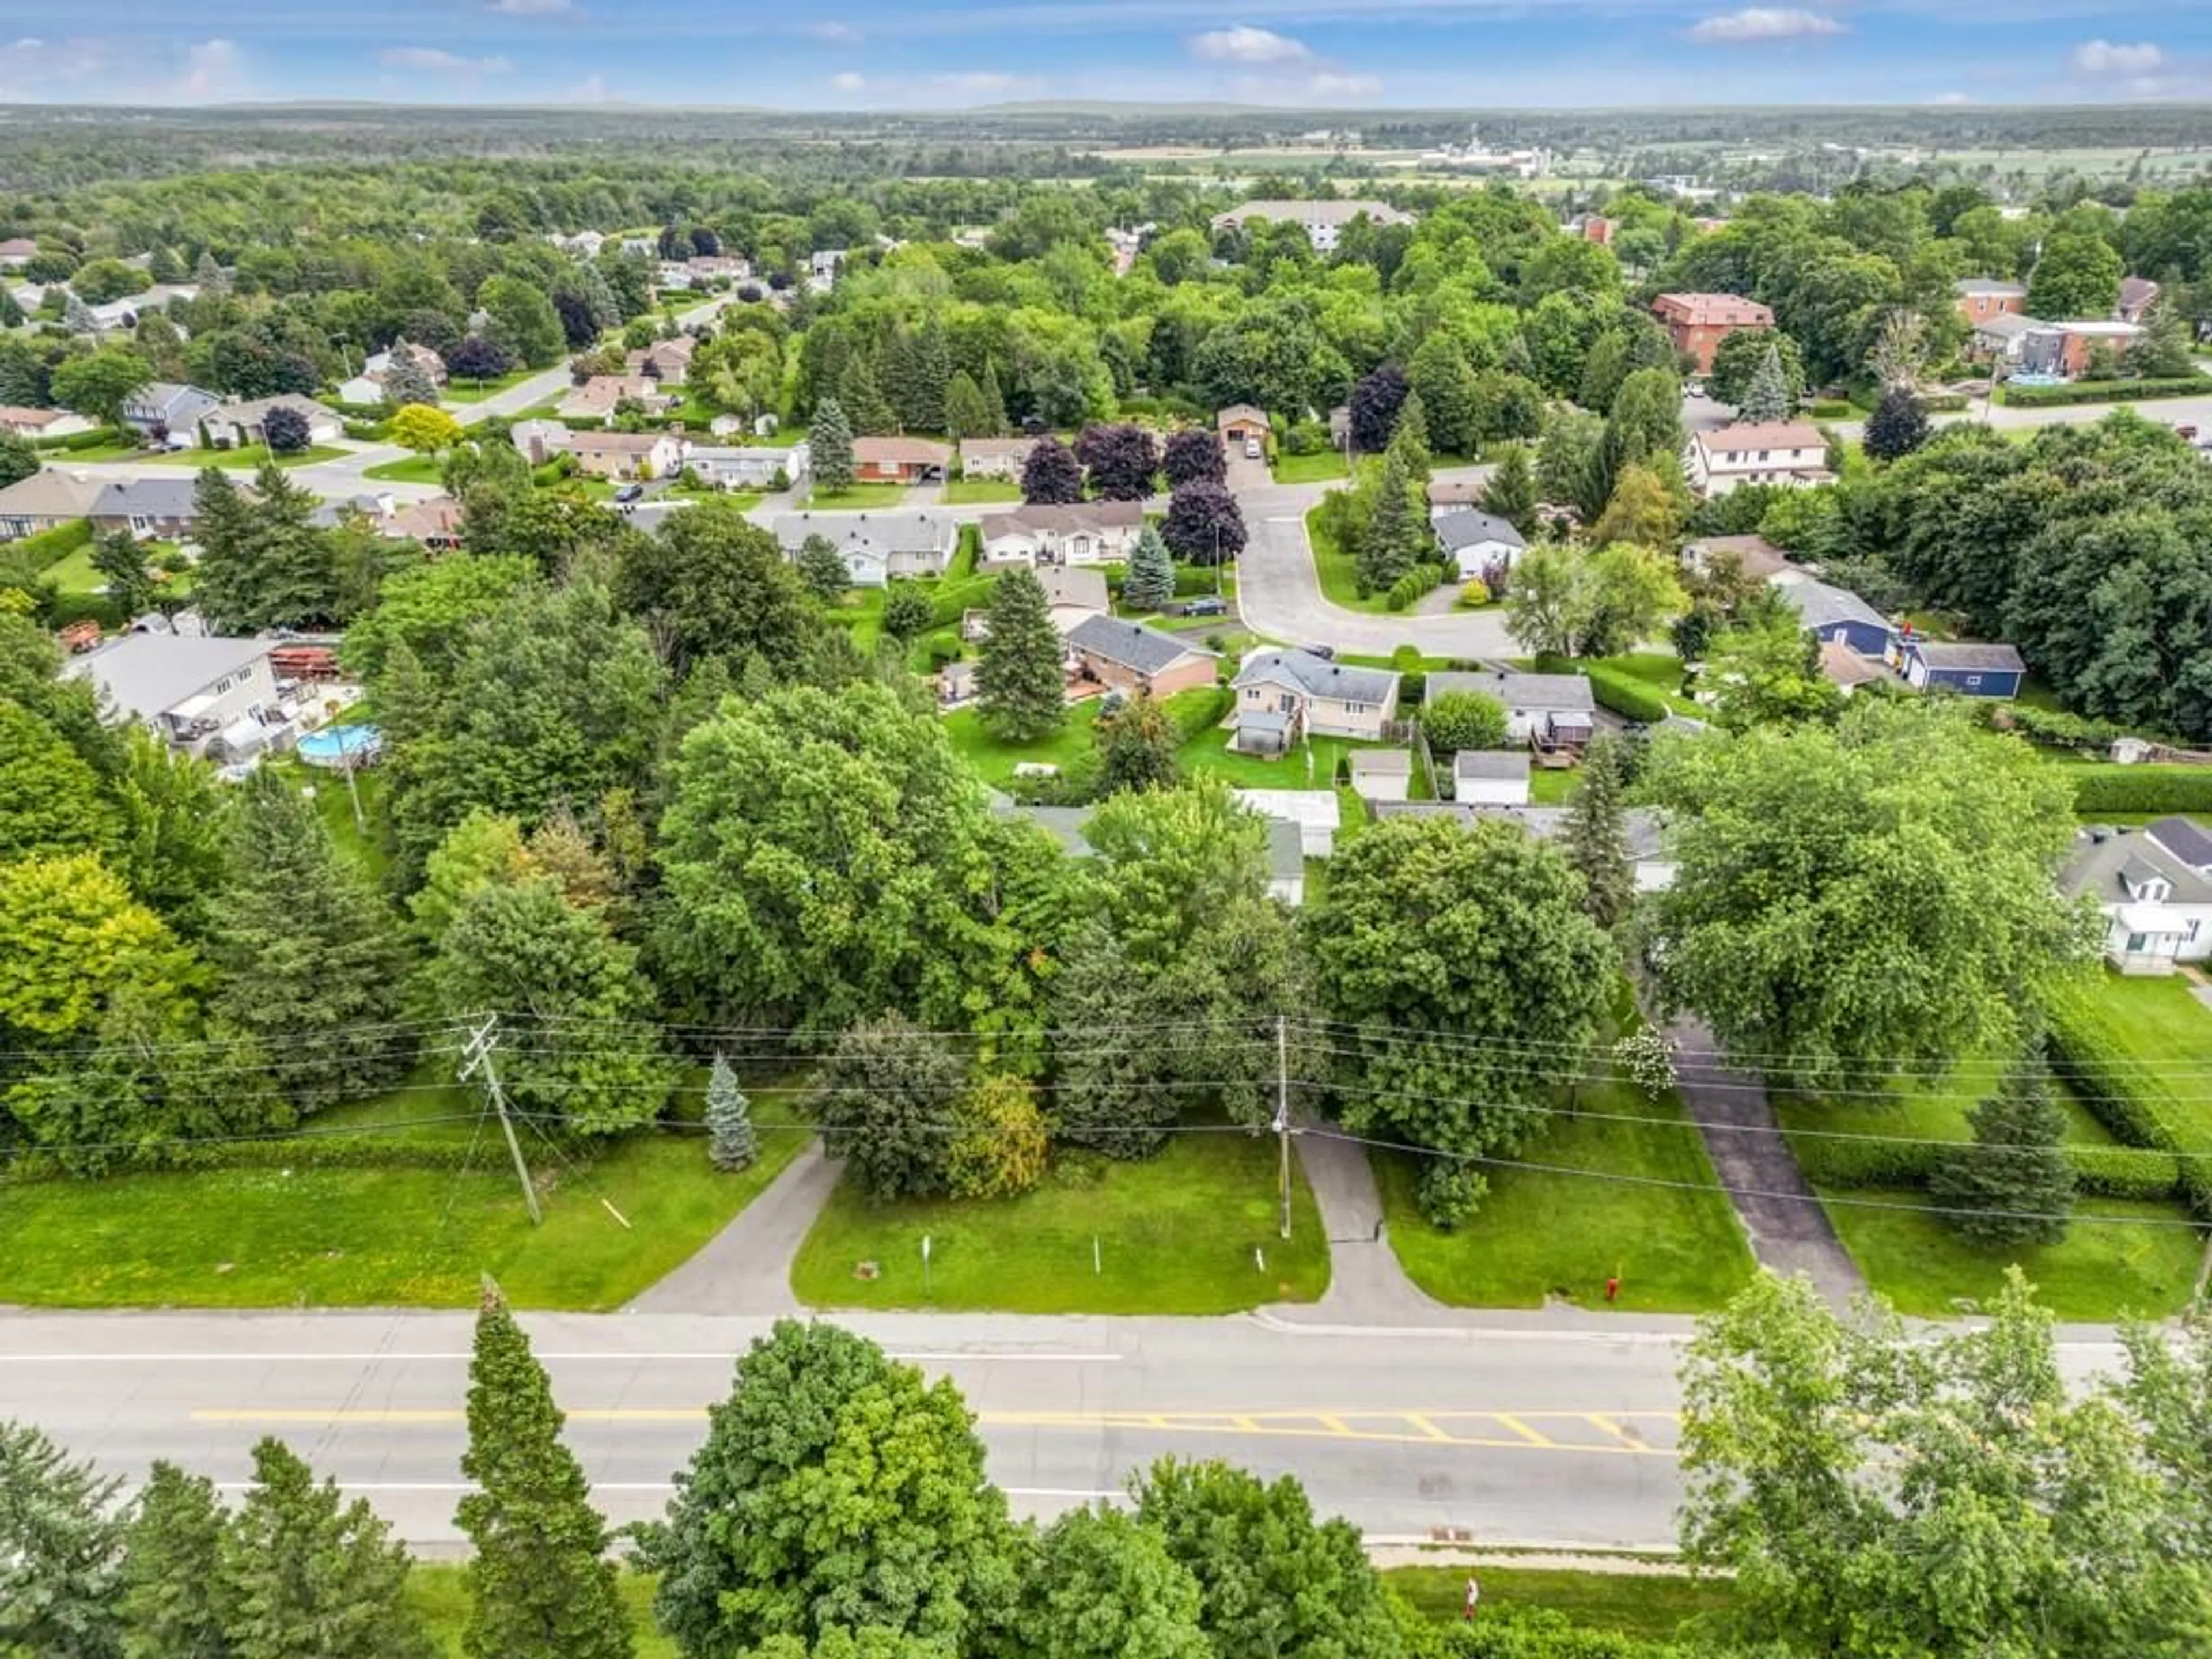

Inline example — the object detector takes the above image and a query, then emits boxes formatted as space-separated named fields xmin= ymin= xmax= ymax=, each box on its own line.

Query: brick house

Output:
xmin=1953 ymin=277 xmax=2028 ymax=324
xmin=1065 ymin=615 xmax=1219 ymax=700
xmin=851 ymin=436 xmax=952 ymax=484
xmin=1651 ymin=292 xmax=1774 ymax=374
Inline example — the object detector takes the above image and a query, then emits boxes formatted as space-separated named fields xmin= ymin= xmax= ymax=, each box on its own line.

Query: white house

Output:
xmin=1431 ymin=509 xmax=1527 ymax=579
xmin=978 ymin=501 xmax=1145 ymax=569
xmin=207 ymin=395 xmax=344 ymax=449
xmin=120 ymin=381 xmax=222 ymax=441
xmin=1210 ymin=199 xmax=1415 ymax=253
xmin=772 ymin=511 xmax=959 ymax=586
xmin=960 ymin=437 xmax=1037 ymax=481
xmin=1687 ymin=421 xmax=1832 ymax=497
xmin=63 ymin=632 xmax=279 ymax=754
xmin=1426 ymin=670 xmax=1595 ymax=748
xmin=687 ymin=442 xmax=809 ymax=491
xmin=1452 ymin=749 xmax=1532 ymax=806
xmin=1232 ymin=789 xmax=1342 ymax=858
xmin=0 ymin=406 xmax=94 ymax=441
xmin=2062 ymin=825 xmax=2212 ymax=974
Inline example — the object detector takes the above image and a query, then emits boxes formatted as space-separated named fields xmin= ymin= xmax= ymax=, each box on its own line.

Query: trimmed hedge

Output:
xmin=2046 ymin=979 xmax=2212 ymax=1218
xmin=1165 ymin=685 xmax=1233 ymax=744
xmin=2069 ymin=766 xmax=2212 ymax=816
xmin=1792 ymin=1127 xmax=2182 ymax=1202
xmin=1585 ymin=663 xmax=1670 ymax=724
xmin=2001 ymin=376 xmax=2212 ymax=408
xmin=32 ymin=425 xmax=124 ymax=452
xmin=2070 ymin=1145 xmax=2186 ymax=1201
xmin=12 ymin=516 xmax=92 ymax=570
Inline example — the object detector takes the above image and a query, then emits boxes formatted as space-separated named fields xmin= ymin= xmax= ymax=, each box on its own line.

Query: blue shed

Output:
xmin=1774 ymin=577 xmax=1893 ymax=658
xmin=1900 ymin=639 xmax=2026 ymax=700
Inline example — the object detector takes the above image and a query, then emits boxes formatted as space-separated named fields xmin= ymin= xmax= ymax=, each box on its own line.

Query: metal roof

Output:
xmin=64 ymin=632 xmax=271 ymax=720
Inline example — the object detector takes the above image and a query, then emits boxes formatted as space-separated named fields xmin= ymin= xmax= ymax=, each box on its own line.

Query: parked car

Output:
xmin=614 ymin=482 xmax=644 ymax=504
xmin=1302 ymin=643 xmax=1336 ymax=660
xmin=2177 ymin=424 xmax=2199 ymax=442
xmin=1182 ymin=595 xmax=1229 ymax=618
xmin=1244 ymin=437 xmax=1263 ymax=460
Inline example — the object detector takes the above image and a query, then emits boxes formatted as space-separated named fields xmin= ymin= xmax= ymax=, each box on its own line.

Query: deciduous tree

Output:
xmin=613 ymin=501 xmax=813 ymax=677
xmin=1419 ymin=690 xmax=1507 ymax=754
xmin=795 ymin=533 xmax=850 ymax=603
xmin=1161 ymin=426 xmax=1224 ymax=490
xmin=1162 ymin=480 xmax=1244 ymax=566
xmin=1347 ymin=362 xmax=1408 ymax=453
xmin=1015 ymin=1508 xmax=1208 ymax=1659
xmin=259 ymin=404 xmax=311 ymax=456
xmin=1074 ymin=422 xmax=1159 ymax=501
xmin=389 ymin=403 xmax=462 ymax=455
xmin=1021 ymin=434 xmax=1084 ymax=505
xmin=1862 ymin=385 xmax=1930 ymax=461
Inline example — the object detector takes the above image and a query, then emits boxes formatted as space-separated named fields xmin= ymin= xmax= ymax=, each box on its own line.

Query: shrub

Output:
xmin=33 ymin=426 xmax=124 ymax=453
xmin=1416 ymin=1160 xmax=1488 ymax=1228
xmin=881 ymin=582 xmax=935 ymax=640
xmin=1172 ymin=566 xmax=1218 ymax=597
xmin=2001 ymin=376 xmax=2210 ymax=408
xmin=13 ymin=517 xmax=92 ymax=571
xmin=1460 ymin=577 xmax=1490 ymax=608
xmin=1584 ymin=664 xmax=1669 ymax=724
xmin=2069 ymin=1145 xmax=2183 ymax=1201
xmin=1164 ymin=685 xmax=1233 ymax=745
xmin=1787 ymin=1131 xmax=1944 ymax=1190
xmin=923 ymin=630 xmax=961 ymax=668
xmin=1282 ymin=421 xmax=1329 ymax=455
xmin=1990 ymin=703 xmax=2127 ymax=753
xmin=1422 ymin=690 xmax=1509 ymax=753
xmin=2069 ymin=766 xmax=2212 ymax=816
xmin=2046 ymin=978 xmax=2212 ymax=1217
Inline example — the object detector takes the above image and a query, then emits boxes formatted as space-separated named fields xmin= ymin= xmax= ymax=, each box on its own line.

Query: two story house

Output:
xmin=1231 ymin=649 xmax=1401 ymax=754
xmin=1688 ymin=421 xmax=1832 ymax=496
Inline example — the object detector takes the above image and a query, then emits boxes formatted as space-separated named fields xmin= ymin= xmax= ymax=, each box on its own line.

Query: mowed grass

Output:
xmin=0 ymin=1127 xmax=808 ymax=1310
xmin=942 ymin=476 xmax=1024 ymax=504
xmin=804 ymin=481 xmax=908 ymax=508
xmin=1306 ymin=502 xmax=1390 ymax=613
xmin=437 ymin=369 xmax=536 ymax=404
xmin=942 ymin=700 xmax=1104 ymax=786
xmin=1385 ymin=1564 xmax=1733 ymax=1642
xmin=147 ymin=443 xmax=349 ymax=470
xmin=362 ymin=454 xmax=446 ymax=484
xmin=790 ymin=1129 xmax=1329 ymax=1314
xmin=408 ymin=1565 xmax=675 ymax=1658
xmin=1274 ymin=449 xmax=1350 ymax=484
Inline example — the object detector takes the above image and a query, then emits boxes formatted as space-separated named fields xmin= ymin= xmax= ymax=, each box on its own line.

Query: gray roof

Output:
xmin=1066 ymin=614 xmax=1211 ymax=676
xmin=1453 ymin=750 xmax=1532 ymax=781
xmin=986 ymin=790 xmax=1094 ymax=857
xmin=772 ymin=511 xmax=955 ymax=559
xmin=1955 ymin=277 xmax=2028 ymax=296
xmin=1264 ymin=817 xmax=1303 ymax=882
xmin=1973 ymin=312 xmax=2039 ymax=338
xmin=980 ymin=501 xmax=1145 ymax=539
xmin=63 ymin=632 xmax=270 ymax=720
xmin=1368 ymin=801 xmax=1664 ymax=858
xmin=2147 ymin=817 xmax=2212 ymax=872
xmin=1426 ymin=669 xmax=1595 ymax=714
xmin=1432 ymin=509 xmax=1527 ymax=552
xmin=2063 ymin=828 xmax=2212 ymax=907
xmin=1232 ymin=648 xmax=1398 ymax=705
xmin=1349 ymin=748 xmax=1412 ymax=777
xmin=1907 ymin=639 xmax=2025 ymax=673
xmin=1773 ymin=576 xmax=1891 ymax=637
xmin=92 ymin=478 xmax=204 ymax=520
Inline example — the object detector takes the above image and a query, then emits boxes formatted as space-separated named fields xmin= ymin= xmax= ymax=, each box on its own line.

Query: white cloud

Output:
xmin=2073 ymin=40 xmax=2164 ymax=74
xmin=932 ymin=70 xmax=1019 ymax=90
xmin=177 ymin=39 xmax=240 ymax=97
xmin=381 ymin=46 xmax=512 ymax=74
xmin=1688 ymin=8 xmax=1844 ymax=43
xmin=0 ymin=34 xmax=247 ymax=101
xmin=1308 ymin=69 xmax=1382 ymax=96
xmin=488 ymin=0 xmax=573 ymax=13
xmin=805 ymin=22 xmax=863 ymax=44
xmin=1189 ymin=26 xmax=1313 ymax=65
xmin=1927 ymin=90 xmax=1972 ymax=104
xmin=830 ymin=70 xmax=866 ymax=91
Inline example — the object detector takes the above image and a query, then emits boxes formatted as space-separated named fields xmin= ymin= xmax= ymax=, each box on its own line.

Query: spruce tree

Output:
xmin=1738 ymin=343 xmax=1794 ymax=423
xmin=838 ymin=355 xmax=894 ymax=435
xmin=795 ymin=533 xmax=850 ymax=601
xmin=1563 ymin=733 xmax=1635 ymax=934
xmin=810 ymin=397 xmax=855 ymax=495
xmin=1123 ymin=523 xmax=1176 ymax=613
xmin=0 ymin=1419 xmax=127 ymax=1659
xmin=195 ymin=248 xmax=228 ymax=293
xmin=119 ymin=1463 xmax=230 ymax=1659
xmin=378 ymin=346 xmax=439 ymax=412
xmin=978 ymin=359 xmax=1008 ymax=434
xmin=242 ymin=461 xmax=340 ymax=629
xmin=1357 ymin=445 xmax=1423 ymax=594
xmin=65 ymin=292 xmax=98 ymax=335
xmin=457 ymin=1283 xmax=632 ymax=1659
xmin=945 ymin=370 xmax=991 ymax=441
xmin=90 ymin=528 xmax=158 ymax=618
xmin=210 ymin=767 xmax=411 ymax=1111
xmin=909 ymin=316 xmax=950 ymax=436
xmin=188 ymin=468 xmax=260 ymax=634
xmin=221 ymin=1440 xmax=431 ymax=1659
xmin=1389 ymin=388 xmax=1433 ymax=484
xmin=706 ymin=1053 xmax=757 ymax=1172
xmin=1476 ymin=443 xmax=1539 ymax=536
xmin=975 ymin=567 xmax=1067 ymax=743
xmin=1932 ymin=1056 xmax=2076 ymax=1247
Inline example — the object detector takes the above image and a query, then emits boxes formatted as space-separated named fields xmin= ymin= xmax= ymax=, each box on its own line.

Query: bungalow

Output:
xmin=959 ymin=436 xmax=1038 ymax=481
xmin=1452 ymin=749 xmax=1533 ymax=806
xmin=1231 ymin=788 xmax=1342 ymax=858
xmin=686 ymin=442 xmax=808 ymax=491
xmin=554 ymin=429 xmax=686 ymax=481
xmin=508 ymin=419 xmax=569 ymax=467
xmin=120 ymin=382 xmax=221 ymax=442
xmin=964 ymin=567 xmax=1112 ymax=642
xmin=978 ymin=501 xmax=1145 ymax=569
xmin=558 ymin=376 xmax=672 ymax=422
xmin=1953 ymin=276 xmax=2028 ymax=323
xmin=1065 ymin=614 xmax=1220 ymax=700
xmin=1683 ymin=533 xmax=1790 ymax=582
xmin=1427 ymin=477 xmax=1488 ymax=513
xmin=1425 ymin=669 xmax=1594 ymax=748
xmin=1347 ymin=749 xmax=1414 ymax=804
xmin=851 ymin=436 xmax=952 ymax=485
xmin=207 ymin=395 xmax=344 ymax=449
xmin=389 ymin=495 xmax=465 ymax=552
xmin=0 ymin=468 xmax=103 ymax=539
xmin=62 ymin=631 xmax=278 ymax=752
xmin=2118 ymin=276 xmax=2162 ymax=327
xmin=335 ymin=341 xmax=448 ymax=407
xmin=92 ymin=478 xmax=207 ymax=540
xmin=0 ymin=237 xmax=36 ymax=268
xmin=0 ymin=406 xmax=95 ymax=441
xmin=1370 ymin=801 xmax=1675 ymax=891
xmin=1895 ymin=637 xmax=2025 ymax=700
xmin=1770 ymin=573 xmax=1893 ymax=658
xmin=2061 ymin=825 xmax=2212 ymax=974
xmin=626 ymin=336 xmax=697 ymax=385
xmin=1216 ymin=404 xmax=1269 ymax=451
xmin=1432 ymin=508 xmax=1526 ymax=579
xmin=1231 ymin=649 xmax=1400 ymax=753
xmin=772 ymin=511 xmax=959 ymax=586
xmin=1687 ymin=421 xmax=1832 ymax=496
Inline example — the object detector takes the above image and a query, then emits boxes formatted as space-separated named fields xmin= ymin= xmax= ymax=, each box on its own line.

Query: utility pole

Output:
xmin=336 ymin=724 xmax=366 ymax=838
xmin=458 ymin=1014 xmax=541 ymax=1226
xmin=1274 ymin=1014 xmax=1293 ymax=1241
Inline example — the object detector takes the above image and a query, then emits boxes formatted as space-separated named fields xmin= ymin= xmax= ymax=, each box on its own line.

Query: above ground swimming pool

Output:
xmin=296 ymin=724 xmax=382 ymax=766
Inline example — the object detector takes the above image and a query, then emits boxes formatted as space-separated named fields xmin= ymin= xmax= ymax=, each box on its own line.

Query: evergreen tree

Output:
xmin=210 ymin=767 xmax=411 ymax=1111
xmin=1738 ymin=343 xmax=1795 ymax=423
xmin=976 ymin=567 xmax=1067 ymax=743
xmin=1357 ymin=445 xmax=1425 ymax=594
xmin=195 ymin=249 xmax=228 ymax=294
xmin=1388 ymin=388 xmax=1433 ymax=483
xmin=1863 ymin=385 xmax=1931 ymax=462
xmin=1122 ymin=523 xmax=1176 ymax=613
xmin=796 ymin=533 xmax=850 ymax=601
xmin=1563 ymin=733 xmax=1635 ymax=934
xmin=1050 ymin=927 xmax=1172 ymax=1157
xmin=1477 ymin=443 xmax=1539 ymax=537
xmin=221 ymin=1440 xmax=431 ymax=1659
xmin=1020 ymin=436 xmax=1084 ymax=505
xmin=575 ymin=262 xmax=621 ymax=332
xmin=816 ymin=1016 xmax=971 ymax=1199
xmin=457 ymin=1283 xmax=632 ymax=1659
xmin=908 ymin=316 xmax=950 ymax=435
xmin=837 ymin=354 xmax=894 ymax=435
xmin=186 ymin=468 xmax=260 ymax=632
xmin=705 ymin=1052 xmax=757 ymax=1172
xmin=378 ymin=346 xmax=439 ymax=412
xmin=0 ymin=430 xmax=36 ymax=488
xmin=64 ymin=292 xmax=98 ymax=335
xmin=90 ymin=528 xmax=159 ymax=618
xmin=809 ymin=398 xmax=855 ymax=495
xmin=244 ymin=462 xmax=340 ymax=628
xmin=945 ymin=370 xmax=992 ymax=440
xmin=978 ymin=359 xmax=1008 ymax=434
xmin=1932 ymin=1055 xmax=2076 ymax=1246
xmin=119 ymin=1463 xmax=231 ymax=1659
xmin=0 ymin=1419 xmax=126 ymax=1659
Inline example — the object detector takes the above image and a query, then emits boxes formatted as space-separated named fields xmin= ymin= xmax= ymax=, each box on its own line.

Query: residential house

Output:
xmin=1210 ymin=200 xmax=1414 ymax=254
xmin=1347 ymin=749 xmax=1414 ymax=804
xmin=1581 ymin=215 xmax=1615 ymax=245
xmin=2149 ymin=817 xmax=2212 ymax=877
xmin=1369 ymin=801 xmax=1675 ymax=891
xmin=2021 ymin=320 xmax=2142 ymax=380
xmin=0 ymin=468 xmax=103 ymax=539
xmin=2118 ymin=276 xmax=2162 ymax=326
xmin=86 ymin=287 xmax=197 ymax=335
xmin=1231 ymin=649 xmax=1400 ymax=753
xmin=964 ymin=567 xmax=1112 ymax=642
xmin=626 ymin=336 xmax=697 ymax=385
xmin=1971 ymin=312 xmax=2040 ymax=363
xmin=978 ymin=501 xmax=1144 ymax=569
xmin=685 ymin=443 xmax=808 ymax=491
xmin=1216 ymin=404 xmax=1269 ymax=449
xmin=1432 ymin=508 xmax=1527 ymax=579
xmin=1818 ymin=640 xmax=1887 ymax=694
xmin=1688 ymin=421 xmax=1832 ymax=495
xmin=772 ymin=512 xmax=959 ymax=586
xmin=1452 ymin=750 xmax=1533 ymax=805
xmin=1065 ymin=615 xmax=1220 ymax=700
xmin=1261 ymin=819 xmax=1306 ymax=907
xmin=0 ymin=406 xmax=94 ymax=440
xmin=335 ymin=341 xmax=448 ymax=407
xmin=1953 ymin=277 xmax=2029 ymax=323
xmin=207 ymin=395 xmax=343 ymax=449
xmin=0 ymin=237 xmax=36 ymax=268
xmin=1426 ymin=669 xmax=1594 ymax=748
xmin=959 ymin=437 xmax=1037 ymax=481
xmin=809 ymin=248 xmax=847 ymax=290
xmin=1427 ymin=477 xmax=1486 ymax=512
xmin=120 ymin=382 xmax=222 ymax=442
xmin=1894 ymin=637 xmax=2025 ymax=699
xmin=851 ymin=436 xmax=952 ymax=485
xmin=1770 ymin=572 xmax=1893 ymax=658
xmin=1683 ymin=533 xmax=1791 ymax=582
xmin=92 ymin=478 xmax=207 ymax=540
xmin=558 ymin=376 xmax=672 ymax=422
xmin=2061 ymin=825 xmax=2212 ymax=974
xmin=553 ymin=429 xmax=686 ymax=481
xmin=508 ymin=419 xmax=569 ymax=467
xmin=389 ymin=495 xmax=465 ymax=552
xmin=1651 ymin=292 xmax=1774 ymax=374
xmin=63 ymin=632 xmax=278 ymax=753
xmin=990 ymin=788 xmax=1311 ymax=904
xmin=1231 ymin=789 xmax=1342 ymax=858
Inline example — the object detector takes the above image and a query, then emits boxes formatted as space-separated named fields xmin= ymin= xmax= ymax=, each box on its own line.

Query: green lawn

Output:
xmin=1274 ymin=449 xmax=1350 ymax=484
xmin=1306 ymin=503 xmax=1391 ymax=614
xmin=1377 ymin=1043 xmax=1756 ymax=1313
xmin=362 ymin=454 xmax=445 ymax=484
xmin=942 ymin=701 xmax=1104 ymax=786
xmin=942 ymin=476 xmax=1024 ymax=504
xmin=1590 ymin=653 xmax=1702 ymax=718
xmin=37 ymin=440 xmax=139 ymax=462
xmin=409 ymin=1565 xmax=675 ymax=1657
xmin=792 ymin=1126 xmax=1328 ymax=1314
xmin=805 ymin=482 xmax=908 ymax=508
xmin=2067 ymin=970 xmax=2212 ymax=1067
xmin=148 ymin=444 xmax=349 ymax=471
xmin=1177 ymin=726 xmax=1369 ymax=790
xmin=0 ymin=1127 xmax=808 ymax=1310
xmin=438 ymin=369 xmax=535 ymax=405
xmin=1529 ymin=764 xmax=1579 ymax=804
xmin=1385 ymin=1565 xmax=1732 ymax=1642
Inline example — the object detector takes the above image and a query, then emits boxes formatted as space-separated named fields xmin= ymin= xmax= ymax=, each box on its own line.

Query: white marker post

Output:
xmin=921 ymin=1233 xmax=933 ymax=1301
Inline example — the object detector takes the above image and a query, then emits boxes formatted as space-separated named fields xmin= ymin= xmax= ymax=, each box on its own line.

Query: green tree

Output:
xmin=1408 ymin=334 xmax=1481 ymax=457
xmin=880 ymin=582 xmax=933 ymax=641
xmin=975 ymin=567 xmax=1066 ymax=743
xmin=389 ymin=403 xmax=463 ymax=454
xmin=118 ymin=1463 xmax=232 ymax=1659
xmin=209 ymin=767 xmax=409 ymax=1112
xmin=89 ymin=529 xmax=160 ymax=618
xmin=1736 ymin=342 xmax=1797 ymax=422
xmin=477 ymin=274 xmax=565 ymax=368
xmin=638 ymin=1321 xmax=1018 ymax=1657
xmin=2027 ymin=231 xmax=2124 ymax=320
xmin=816 ymin=1013 xmax=969 ymax=1199
xmin=1599 ymin=365 xmax=1683 ymax=503
xmin=339 ymin=554 xmax=535 ymax=683
xmin=1588 ymin=464 xmax=1683 ymax=551
xmin=1356 ymin=445 xmax=1426 ymax=594
xmin=705 ymin=1052 xmax=757 ymax=1172
xmin=0 ymin=431 xmax=39 ymax=488
xmin=378 ymin=347 xmax=440 ymax=412
xmin=1093 ymin=693 xmax=1179 ymax=797
xmin=1015 ymin=1508 xmax=1208 ymax=1659
xmin=1580 ymin=541 xmax=1687 ymax=656
xmin=945 ymin=370 xmax=994 ymax=440
xmin=1419 ymin=690 xmax=1508 ymax=754
xmin=0 ymin=1419 xmax=126 ymax=1659
xmin=795 ymin=533 xmax=851 ymax=603
xmin=1703 ymin=608 xmax=1842 ymax=732
xmin=221 ymin=1439 xmax=431 ymax=1659
xmin=1476 ymin=443 xmax=1538 ymax=537
xmin=1650 ymin=699 xmax=2095 ymax=1084
xmin=457 ymin=1282 xmax=631 ymax=1659
xmin=0 ymin=853 xmax=200 ymax=1055
xmin=1122 ymin=522 xmax=1175 ymax=613
xmin=1862 ymin=385 xmax=1930 ymax=461
xmin=1562 ymin=733 xmax=1635 ymax=934
xmin=809 ymin=397 xmax=855 ymax=494
xmin=1503 ymin=541 xmax=1585 ymax=659
xmin=1930 ymin=1054 xmax=2075 ymax=1246
xmin=50 ymin=346 xmax=150 ymax=428
xmin=0 ymin=697 xmax=116 ymax=862
xmin=190 ymin=464 xmax=339 ymax=632
xmin=1134 ymin=1459 xmax=1405 ymax=1659
xmin=615 ymin=501 xmax=813 ymax=678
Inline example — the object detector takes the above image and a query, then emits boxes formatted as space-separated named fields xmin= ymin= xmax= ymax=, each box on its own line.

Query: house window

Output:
xmin=2188 ymin=920 xmax=2202 ymax=942
xmin=1344 ymin=702 xmax=1366 ymax=714
xmin=1965 ymin=675 xmax=1982 ymax=688
xmin=1756 ymin=449 xmax=1770 ymax=461
xmin=2127 ymin=933 xmax=2147 ymax=953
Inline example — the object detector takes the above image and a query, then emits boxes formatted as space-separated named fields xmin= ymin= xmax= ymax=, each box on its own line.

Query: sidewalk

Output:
xmin=623 ymin=1137 xmax=837 ymax=1315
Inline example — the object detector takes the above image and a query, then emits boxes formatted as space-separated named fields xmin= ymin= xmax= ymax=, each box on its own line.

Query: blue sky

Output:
xmin=0 ymin=2 xmax=2205 ymax=108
